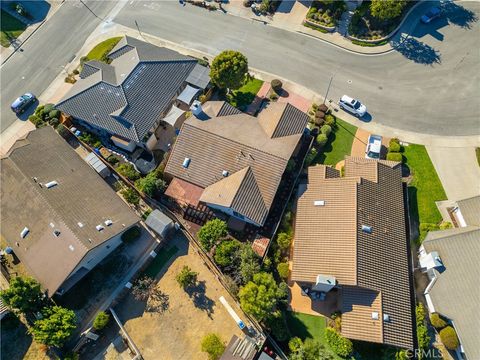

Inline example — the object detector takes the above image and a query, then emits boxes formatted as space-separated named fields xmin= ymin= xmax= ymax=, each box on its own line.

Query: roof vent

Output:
xmin=190 ymin=100 xmax=202 ymax=116
xmin=371 ymin=312 xmax=379 ymax=320
xmin=45 ymin=181 xmax=58 ymax=189
xmin=69 ymin=245 xmax=75 ymax=252
xmin=383 ymin=314 xmax=390 ymax=322
xmin=20 ymin=227 xmax=29 ymax=239
xmin=362 ymin=225 xmax=372 ymax=234
xmin=105 ymin=219 xmax=113 ymax=226
xmin=78 ymin=222 xmax=84 ymax=228
xmin=182 ymin=157 xmax=191 ymax=168
xmin=32 ymin=177 xmax=38 ymax=183
xmin=314 ymin=200 xmax=325 ymax=206
xmin=53 ymin=230 xmax=61 ymax=237
xmin=96 ymin=225 xmax=104 ymax=231
xmin=222 ymin=170 xmax=229 ymax=177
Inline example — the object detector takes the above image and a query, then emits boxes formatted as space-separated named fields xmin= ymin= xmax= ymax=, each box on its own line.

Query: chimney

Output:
xmin=190 ymin=100 xmax=202 ymax=117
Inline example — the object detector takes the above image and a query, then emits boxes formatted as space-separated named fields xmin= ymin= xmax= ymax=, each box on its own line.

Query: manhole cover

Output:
xmin=347 ymin=80 xmax=352 ymax=84
xmin=378 ymin=86 xmax=383 ymax=90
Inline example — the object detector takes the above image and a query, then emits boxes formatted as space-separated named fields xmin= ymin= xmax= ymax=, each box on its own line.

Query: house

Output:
xmin=56 ymin=36 xmax=210 ymax=153
xmin=291 ymin=157 xmax=416 ymax=350
xmin=0 ymin=127 xmax=139 ymax=296
xmin=164 ymin=100 xmax=310 ymax=227
xmin=418 ymin=195 xmax=479 ymax=359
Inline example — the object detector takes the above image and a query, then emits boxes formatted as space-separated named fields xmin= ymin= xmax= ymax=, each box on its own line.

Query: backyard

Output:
xmin=315 ymin=117 xmax=358 ymax=166
xmin=227 ymin=77 xmax=264 ymax=110
xmin=1 ymin=10 xmax=26 ymax=47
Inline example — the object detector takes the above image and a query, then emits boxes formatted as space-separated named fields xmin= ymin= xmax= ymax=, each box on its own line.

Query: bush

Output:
xmin=201 ymin=333 xmax=225 ymax=360
xmin=49 ymin=109 xmax=60 ymax=119
xmin=440 ymin=326 xmax=459 ymax=350
xmin=320 ymin=124 xmax=332 ymax=137
xmin=316 ymin=133 xmax=328 ymax=147
xmin=57 ymin=124 xmax=70 ymax=139
xmin=389 ymin=137 xmax=400 ymax=147
xmin=314 ymin=116 xmax=325 ymax=127
xmin=439 ymin=221 xmax=453 ymax=230
xmin=417 ymin=324 xmax=430 ymax=356
xmin=93 ymin=311 xmax=110 ymax=331
xmin=269 ymin=92 xmax=278 ymax=101
xmin=318 ymin=103 xmax=328 ymax=113
xmin=29 ymin=114 xmax=44 ymax=127
xmin=430 ymin=313 xmax=447 ymax=329
xmin=198 ymin=219 xmax=228 ymax=251
xmin=214 ymin=240 xmax=241 ymax=267
xmin=315 ymin=110 xmax=325 ymax=119
xmin=107 ymin=155 xmax=119 ymax=165
xmin=121 ymin=226 xmax=141 ymax=243
xmin=325 ymin=327 xmax=353 ymax=358
xmin=121 ymin=188 xmax=140 ymax=205
xmin=271 ymin=79 xmax=282 ymax=92
xmin=386 ymin=152 xmax=403 ymax=162
xmin=43 ymin=103 xmax=55 ymax=114
xmin=276 ymin=232 xmax=292 ymax=251
xmin=243 ymin=0 xmax=252 ymax=7
xmin=324 ymin=114 xmax=336 ymax=127
xmin=72 ymin=69 xmax=80 ymax=75
xmin=49 ymin=117 xmax=60 ymax=128
xmin=304 ymin=147 xmax=318 ymax=167
xmin=117 ymin=163 xmax=141 ymax=181
xmin=389 ymin=141 xmax=401 ymax=153
xmin=276 ymin=262 xmax=289 ymax=280
xmin=176 ymin=265 xmax=198 ymax=289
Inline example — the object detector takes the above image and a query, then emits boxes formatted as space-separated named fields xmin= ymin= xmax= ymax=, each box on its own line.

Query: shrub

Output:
xmin=243 ymin=0 xmax=252 ymax=7
xmin=176 ymin=265 xmax=198 ymax=289
xmin=417 ymin=324 xmax=430 ymax=356
xmin=239 ymin=272 xmax=278 ymax=320
xmin=93 ymin=311 xmax=110 ymax=331
xmin=389 ymin=141 xmax=401 ymax=153
xmin=269 ymin=92 xmax=278 ymax=101
xmin=121 ymin=226 xmax=141 ymax=243
xmin=271 ymin=79 xmax=282 ymax=92
xmin=49 ymin=109 xmax=60 ymax=119
xmin=43 ymin=103 xmax=55 ymax=114
xmin=135 ymin=172 xmax=162 ymax=196
xmin=430 ymin=313 xmax=447 ymax=329
xmin=49 ymin=118 xmax=60 ymax=128
xmin=386 ymin=152 xmax=403 ymax=162
xmin=324 ymin=114 xmax=336 ymax=127
xmin=304 ymin=147 xmax=318 ymax=167
xmin=72 ymin=69 xmax=80 ymax=75
xmin=107 ymin=155 xmax=119 ymax=165
xmin=320 ymin=124 xmax=332 ymax=137
xmin=314 ymin=116 xmax=325 ymax=126
xmin=201 ymin=333 xmax=225 ymax=360
xmin=325 ymin=327 xmax=353 ymax=358
xmin=199 ymin=94 xmax=207 ymax=103
xmin=315 ymin=110 xmax=325 ymax=119
xmin=198 ymin=219 xmax=228 ymax=251
xmin=440 ymin=326 xmax=459 ymax=350
xmin=439 ymin=221 xmax=453 ymax=230
xmin=318 ymin=103 xmax=328 ymax=113
xmin=29 ymin=114 xmax=44 ymax=127
xmin=117 ymin=163 xmax=141 ymax=181
xmin=276 ymin=262 xmax=289 ymax=279
xmin=316 ymin=133 xmax=328 ymax=147
xmin=276 ymin=232 xmax=292 ymax=251
xmin=121 ymin=188 xmax=140 ymax=205
xmin=389 ymin=137 xmax=400 ymax=147
xmin=214 ymin=240 xmax=241 ymax=267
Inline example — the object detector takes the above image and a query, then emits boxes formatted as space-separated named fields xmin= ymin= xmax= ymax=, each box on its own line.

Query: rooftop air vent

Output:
xmin=53 ymin=230 xmax=61 ymax=237
xmin=20 ymin=227 xmax=29 ymax=238
xmin=96 ymin=225 xmax=104 ymax=231
xmin=182 ymin=157 xmax=191 ymax=168
xmin=45 ymin=181 xmax=58 ymax=189
xmin=371 ymin=312 xmax=379 ymax=320
xmin=78 ymin=222 xmax=84 ymax=228
xmin=362 ymin=225 xmax=372 ymax=234
xmin=69 ymin=245 xmax=75 ymax=252
xmin=222 ymin=170 xmax=229 ymax=177
xmin=383 ymin=314 xmax=390 ymax=322
xmin=105 ymin=219 xmax=113 ymax=226
xmin=314 ymin=200 xmax=325 ymax=206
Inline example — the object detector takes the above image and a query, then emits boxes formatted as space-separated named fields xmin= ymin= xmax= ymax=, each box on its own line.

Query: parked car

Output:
xmin=11 ymin=93 xmax=36 ymax=114
xmin=365 ymin=134 xmax=382 ymax=160
xmin=421 ymin=6 xmax=441 ymax=24
xmin=339 ymin=95 xmax=367 ymax=117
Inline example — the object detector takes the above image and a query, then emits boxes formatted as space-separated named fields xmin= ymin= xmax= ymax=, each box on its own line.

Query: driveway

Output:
xmin=350 ymin=128 xmax=390 ymax=158
xmin=427 ymin=146 xmax=480 ymax=201
xmin=113 ymin=0 xmax=480 ymax=137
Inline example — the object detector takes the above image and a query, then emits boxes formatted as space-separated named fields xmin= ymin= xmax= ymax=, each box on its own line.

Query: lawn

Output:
xmin=142 ymin=245 xmax=179 ymax=278
xmin=227 ymin=77 xmax=263 ymax=109
xmin=1 ymin=10 xmax=27 ymax=47
xmin=403 ymin=144 xmax=447 ymax=226
xmin=316 ymin=118 xmax=357 ymax=166
xmin=86 ymin=36 xmax=122 ymax=62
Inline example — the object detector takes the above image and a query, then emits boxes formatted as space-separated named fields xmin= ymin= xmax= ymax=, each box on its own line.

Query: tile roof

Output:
xmin=423 ymin=227 xmax=480 ymax=360
xmin=0 ymin=127 xmax=138 ymax=294
xmin=57 ymin=36 xmax=208 ymax=142
xmin=455 ymin=195 xmax=480 ymax=227
xmin=291 ymin=156 xmax=415 ymax=349
xmin=165 ymin=101 xmax=308 ymax=225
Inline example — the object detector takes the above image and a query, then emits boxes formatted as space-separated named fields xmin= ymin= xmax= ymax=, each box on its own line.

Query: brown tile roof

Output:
xmin=164 ymin=177 xmax=204 ymax=207
xmin=291 ymin=156 xmax=414 ymax=349
xmin=0 ymin=127 xmax=139 ymax=294
xmin=251 ymin=236 xmax=270 ymax=258
xmin=258 ymin=102 xmax=310 ymax=139
xmin=165 ymin=101 xmax=308 ymax=225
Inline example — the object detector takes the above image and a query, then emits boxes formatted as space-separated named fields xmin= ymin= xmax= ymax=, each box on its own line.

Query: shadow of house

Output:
xmin=186 ymin=280 xmax=216 ymax=319
xmin=0 ymin=314 xmax=32 ymax=360
xmin=392 ymin=36 xmax=441 ymax=65
xmin=2 ymin=1 xmax=51 ymax=25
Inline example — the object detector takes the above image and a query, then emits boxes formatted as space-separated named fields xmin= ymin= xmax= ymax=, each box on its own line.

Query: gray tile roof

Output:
xmin=0 ymin=127 xmax=139 ymax=294
xmin=145 ymin=209 xmax=173 ymax=236
xmin=56 ymin=36 xmax=208 ymax=142
xmin=186 ymin=63 xmax=211 ymax=89
xmin=423 ymin=228 xmax=480 ymax=360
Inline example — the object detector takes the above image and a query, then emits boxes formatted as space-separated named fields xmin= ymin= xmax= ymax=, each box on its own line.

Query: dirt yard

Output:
xmin=114 ymin=233 xmax=245 ymax=360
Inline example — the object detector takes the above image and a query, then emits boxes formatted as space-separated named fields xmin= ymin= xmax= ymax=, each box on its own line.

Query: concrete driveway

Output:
xmin=350 ymin=128 xmax=391 ymax=159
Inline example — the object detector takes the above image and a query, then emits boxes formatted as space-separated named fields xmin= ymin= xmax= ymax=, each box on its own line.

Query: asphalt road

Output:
xmin=0 ymin=0 xmax=117 ymax=132
xmin=113 ymin=0 xmax=480 ymax=136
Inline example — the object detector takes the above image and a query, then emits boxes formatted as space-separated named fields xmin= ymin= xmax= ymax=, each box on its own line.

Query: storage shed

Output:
xmin=145 ymin=209 xmax=174 ymax=238
xmin=85 ymin=152 xmax=111 ymax=178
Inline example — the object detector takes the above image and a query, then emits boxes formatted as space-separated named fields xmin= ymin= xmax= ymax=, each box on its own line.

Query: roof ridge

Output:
xmin=231 ymin=166 xmax=268 ymax=208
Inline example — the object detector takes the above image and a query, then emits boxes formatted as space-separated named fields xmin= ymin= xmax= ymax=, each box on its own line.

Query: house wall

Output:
xmin=111 ymin=136 xmax=136 ymax=152
xmin=204 ymin=203 xmax=260 ymax=227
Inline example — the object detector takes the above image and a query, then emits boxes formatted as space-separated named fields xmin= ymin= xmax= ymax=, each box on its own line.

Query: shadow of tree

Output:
xmin=185 ymin=280 xmax=216 ymax=319
xmin=392 ymin=36 xmax=441 ymax=65
xmin=441 ymin=1 xmax=478 ymax=29
xmin=146 ymin=290 xmax=170 ymax=313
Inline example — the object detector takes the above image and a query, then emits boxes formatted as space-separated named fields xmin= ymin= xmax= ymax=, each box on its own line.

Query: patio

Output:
xmin=288 ymin=281 xmax=341 ymax=318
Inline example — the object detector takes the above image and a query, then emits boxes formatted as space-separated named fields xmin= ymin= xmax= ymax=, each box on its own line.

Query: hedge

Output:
xmin=386 ymin=152 xmax=403 ymax=162
xmin=430 ymin=313 xmax=447 ymax=329
xmin=325 ymin=327 xmax=353 ymax=358
xmin=439 ymin=326 xmax=459 ymax=350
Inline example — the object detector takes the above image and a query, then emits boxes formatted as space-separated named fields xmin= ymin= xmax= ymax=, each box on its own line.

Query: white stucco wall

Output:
xmin=205 ymin=203 xmax=260 ymax=227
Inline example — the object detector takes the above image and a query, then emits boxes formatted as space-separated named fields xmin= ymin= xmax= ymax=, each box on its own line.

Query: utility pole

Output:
xmin=323 ymin=75 xmax=334 ymax=105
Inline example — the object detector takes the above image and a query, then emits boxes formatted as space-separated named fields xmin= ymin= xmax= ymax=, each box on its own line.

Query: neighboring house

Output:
xmin=0 ymin=127 xmax=139 ymax=296
xmin=56 ymin=36 xmax=210 ymax=153
xmin=291 ymin=157 xmax=416 ymax=350
xmin=164 ymin=100 xmax=310 ymax=227
xmin=418 ymin=195 xmax=479 ymax=360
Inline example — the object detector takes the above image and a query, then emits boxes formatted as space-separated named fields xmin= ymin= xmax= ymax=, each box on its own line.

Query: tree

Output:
xmin=93 ymin=311 xmax=110 ymax=331
xmin=439 ymin=326 xmax=459 ymax=350
xmin=30 ymin=306 xmax=77 ymax=347
xmin=277 ymin=262 xmax=289 ymax=279
xmin=238 ymin=245 xmax=261 ymax=284
xmin=132 ymin=276 xmax=156 ymax=301
xmin=201 ymin=333 xmax=225 ymax=360
xmin=135 ymin=172 xmax=164 ymax=196
xmin=370 ymin=0 xmax=406 ymax=20
xmin=210 ymin=50 xmax=248 ymax=92
xmin=198 ymin=219 xmax=228 ymax=251
xmin=239 ymin=272 xmax=278 ymax=321
xmin=277 ymin=281 xmax=289 ymax=306
xmin=176 ymin=266 xmax=198 ymax=289
xmin=117 ymin=163 xmax=141 ymax=181
xmin=289 ymin=338 xmax=332 ymax=360
xmin=324 ymin=327 xmax=353 ymax=358
xmin=276 ymin=232 xmax=292 ymax=251
xmin=214 ymin=240 xmax=241 ymax=267
xmin=0 ymin=276 xmax=43 ymax=314
xmin=121 ymin=188 xmax=140 ymax=205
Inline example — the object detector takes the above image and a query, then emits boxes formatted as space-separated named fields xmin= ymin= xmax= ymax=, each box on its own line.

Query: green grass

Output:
xmin=227 ymin=77 xmax=264 ymax=109
xmin=86 ymin=36 xmax=122 ymax=62
xmin=1 ymin=10 xmax=27 ymax=47
xmin=316 ymin=118 xmax=358 ymax=166
xmin=143 ymin=245 xmax=179 ymax=278
xmin=403 ymin=144 xmax=447 ymax=226
xmin=476 ymin=147 xmax=480 ymax=167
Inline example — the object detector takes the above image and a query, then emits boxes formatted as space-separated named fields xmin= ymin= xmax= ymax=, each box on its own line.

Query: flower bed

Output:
xmin=306 ymin=0 xmax=347 ymax=28
xmin=349 ymin=0 xmax=416 ymax=41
